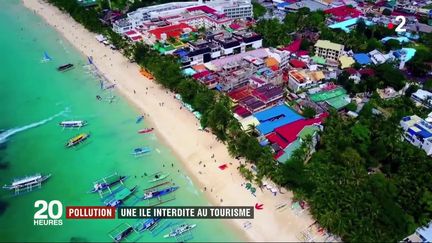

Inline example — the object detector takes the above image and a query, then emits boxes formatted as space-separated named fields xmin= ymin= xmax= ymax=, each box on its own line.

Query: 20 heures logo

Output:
xmin=33 ymin=200 xmax=63 ymax=226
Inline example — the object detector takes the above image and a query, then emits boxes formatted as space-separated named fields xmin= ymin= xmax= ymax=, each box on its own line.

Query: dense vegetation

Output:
xmin=252 ymin=1 xmax=266 ymax=19
xmin=45 ymin=1 xmax=432 ymax=241
xmin=254 ymin=8 xmax=325 ymax=47
xmin=336 ymin=62 xmax=407 ymax=94
xmin=274 ymin=98 xmax=432 ymax=241
xmin=254 ymin=9 xmax=397 ymax=53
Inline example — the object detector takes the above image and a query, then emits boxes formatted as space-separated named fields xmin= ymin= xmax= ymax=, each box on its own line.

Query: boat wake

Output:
xmin=0 ymin=109 xmax=67 ymax=144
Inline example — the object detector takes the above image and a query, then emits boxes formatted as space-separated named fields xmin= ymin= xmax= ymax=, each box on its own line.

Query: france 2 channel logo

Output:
xmin=33 ymin=200 xmax=63 ymax=226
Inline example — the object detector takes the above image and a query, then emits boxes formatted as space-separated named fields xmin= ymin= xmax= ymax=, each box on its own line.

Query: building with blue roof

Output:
xmin=400 ymin=115 xmax=432 ymax=156
xmin=353 ymin=53 xmax=371 ymax=65
xmin=399 ymin=48 xmax=416 ymax=62
xmin=254 ymin=104 xmax=303 ymax=135
xmin=328 ymin=17 xmax=374 ymax=33
xmin=276 ymin=2 xmax=290 ymax=10
xmin=381 ymin=36 xmax=410 ymax=44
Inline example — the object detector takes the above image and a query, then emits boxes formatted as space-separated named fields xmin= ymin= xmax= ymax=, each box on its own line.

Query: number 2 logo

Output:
xmin=34 ymin=200 xmax=63 ymax=219
xmin=395 ymin=16 xmax=406 ymax=32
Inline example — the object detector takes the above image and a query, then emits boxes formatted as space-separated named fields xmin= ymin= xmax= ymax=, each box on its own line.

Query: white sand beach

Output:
xmin=22 ymin=0 xmax=327 ymax=241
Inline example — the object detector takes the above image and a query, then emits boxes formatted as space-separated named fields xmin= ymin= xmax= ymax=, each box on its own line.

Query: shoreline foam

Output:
xmin=22 ymin=0 xmax=321 ymax=241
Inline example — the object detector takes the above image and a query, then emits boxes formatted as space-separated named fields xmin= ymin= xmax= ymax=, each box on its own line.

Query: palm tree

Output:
xmin=227 ymin=120 xmax=241 ymax=138
xmin=227 ymin=138 xmax=239 ymax=157
xmin=246 ymin=124 xmax=257 ymax=136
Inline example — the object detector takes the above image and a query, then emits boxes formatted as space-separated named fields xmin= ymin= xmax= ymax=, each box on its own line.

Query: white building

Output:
xmin=113 ymin=2 xmax=199 ymax=33
xmin=287 ymin=70 xmax=324 ymax=92
xmin=206 ymin=0 xmax=253 ymax=19
xmin=411 ymin=89 xmax=432 ymax=108
xmin=314 ymin=40 xmax=344 ymax=61
xmin=369 ymin=49 xmax=393 ymax=65
xmin=403 ymin=221 xmax=432 ymax=243
xmin=400 ymin=115 xmax=432 ymax=156
xmin=113 ymin=0 xmax=252 ymax=34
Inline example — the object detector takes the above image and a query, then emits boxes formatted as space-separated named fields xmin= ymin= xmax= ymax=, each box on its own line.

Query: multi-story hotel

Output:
xmin=113 ymin=0 xmax=252 ymax=34
xmin=314 ymin=40 xmax=344 ymax=61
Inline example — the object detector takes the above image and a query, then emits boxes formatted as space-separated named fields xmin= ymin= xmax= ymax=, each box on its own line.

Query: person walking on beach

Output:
xmin=133 ymin=90 xmax=136 ymax=94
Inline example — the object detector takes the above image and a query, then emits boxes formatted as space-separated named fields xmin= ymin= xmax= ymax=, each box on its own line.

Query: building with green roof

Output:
xmin=309 ymin=87 xmax=349 ymax=110
xmin=312 ymin=55 xmax=326 ymax=65
xmin=326 ymin=95 xmax=350 ymax=110
xmin=277 ymin=125 xmax=320 ymax=163
xmin=309 ymin=87 xmax=347 ymax=102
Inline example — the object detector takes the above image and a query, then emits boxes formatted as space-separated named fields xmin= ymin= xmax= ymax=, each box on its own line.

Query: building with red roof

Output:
xmin=324 ymin=6 xmax=363 ymax=22
xmin=148 ymin=23 xmax=195 ymax=41
xmin=266 ymin=113 xmax=328 ymax=150
xmin=289 ymin=59 xmax=307 ymax=68
xmin=281 ymin=39 xmax=301 ymax=52
xmin=186 ymin=5 xmax=217 ymax=14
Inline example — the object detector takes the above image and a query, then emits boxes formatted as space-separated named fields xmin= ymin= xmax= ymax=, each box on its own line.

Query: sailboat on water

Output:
xmin=41 ymin=51 xmax=52 ymax=63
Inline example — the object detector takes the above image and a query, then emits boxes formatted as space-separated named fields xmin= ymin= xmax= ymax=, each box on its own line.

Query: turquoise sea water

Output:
xmin=0 ymin=1 xmax=242 ymax=242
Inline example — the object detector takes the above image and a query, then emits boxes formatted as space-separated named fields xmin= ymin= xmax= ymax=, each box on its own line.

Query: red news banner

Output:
xmin=66 ymin=206 xmax=116 ymax=219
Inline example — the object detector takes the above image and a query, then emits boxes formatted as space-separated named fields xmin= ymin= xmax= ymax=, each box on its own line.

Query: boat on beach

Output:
xmin=148 ymin=172 xmax=170 ymax=183
xmin=57 ymin=63 xmax=74 ymax=72
xmin=132 ymin=147 xmax=151 ymax=156
xmin=3 ymin=173 xmax=51 ymax=192
xmin=134 ymin=218 xmax=161 ymax=232
xmin=90 ymin=174 xmax=127 ymax=193
xmin=65 ymin=133 xmax=90 ymax=148
xmin=163 ymin=224 xmax=196 ymax=238
xmin=143 ymin=185 xmax=179 ymax=200
xmin=59 ymin=120 xmax=87 ymax=128
xmin=137 ymin=128 xmax=154 ymax=134
xmin=136 ymin=115 xmax=144 ymax=124
xmin=104 ymin=185 xmax=137 ymax=207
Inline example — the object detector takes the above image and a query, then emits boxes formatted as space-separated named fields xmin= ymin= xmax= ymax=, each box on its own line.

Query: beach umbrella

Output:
xmin=245 ymin=183 xmax=251 ymax=189
xmin=218 ymin=164 xmax=228 ymax=170
xmin=250 ymin=187 xmax=256 ymax=193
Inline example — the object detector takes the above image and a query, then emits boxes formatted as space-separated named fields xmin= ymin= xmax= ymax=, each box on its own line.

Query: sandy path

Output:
xmin=22 ymin=0 xmax=323 ymax=241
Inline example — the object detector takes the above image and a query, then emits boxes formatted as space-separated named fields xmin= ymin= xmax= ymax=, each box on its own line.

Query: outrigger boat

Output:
xmin=66 ymin=133 xmax=90 ymax=148
xmin=59 ymin=120 xmax=87 ymax=128
xmin=104 ymin=186 xmax=137 ymax=207
xmin=109 ymin=223 xmax=135 ymax=243
xmin=138 ymin=128 xmax=154 ymax=134
xmin=143 ymin=185 xmax=179 ymax=200
xmin=3 ymin=173 xmax=51 ymax=194
xmin=135 ymin=218 xmax=161 ymax=232
xmin=132 ymin=147 xmax=151 ymax=156
xmin=136 ymin=115 xmax=144 ymax=124
xmin=90 ymin=174 xmax=127 ymax=193
xmin=57 ymin=63 xmax=74 ymax=72
xmin=163 ymin=224 xmax=196 ymax=238
xmin=148 ymin=172 xmax=170 ymax=183
xmin=115 ymin=226 xmax=134 ymax=242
